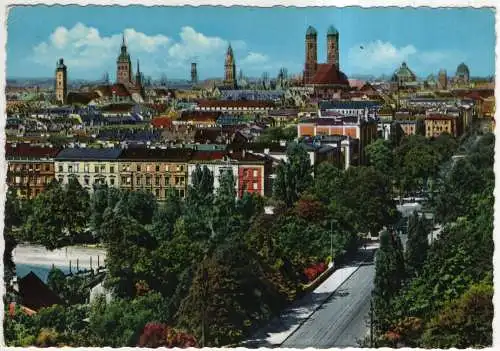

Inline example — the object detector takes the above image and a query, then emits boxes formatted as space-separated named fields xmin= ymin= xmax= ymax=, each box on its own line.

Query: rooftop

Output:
xmin=309 ymin=64 xmax=349 ymax=86
xmin=119 ymin=147 xmax=193 ymax=161
xmin=6 ymin=143 xmax=60 ymax=159
xmin=55 ymin=147 xmax=123 ymax=161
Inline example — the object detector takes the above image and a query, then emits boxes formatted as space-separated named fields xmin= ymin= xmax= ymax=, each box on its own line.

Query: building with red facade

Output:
xmin=6 ymin=143 xmax=60 ymax=199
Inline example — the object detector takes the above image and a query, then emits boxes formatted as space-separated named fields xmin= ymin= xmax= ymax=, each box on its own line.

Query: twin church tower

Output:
xmin=304 ymin=25 xmax=340 ymax=84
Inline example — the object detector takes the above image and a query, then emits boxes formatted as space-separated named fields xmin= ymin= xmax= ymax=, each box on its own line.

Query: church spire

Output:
xmin=121 ymin=33 xmax=127 ymax=54
xmin=135 ymin=59 xmax=142 ymax=87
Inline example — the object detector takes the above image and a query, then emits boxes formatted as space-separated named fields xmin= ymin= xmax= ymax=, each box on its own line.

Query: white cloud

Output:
xmin=31 ymin=23 xmax=276 ymax=79
xmin=347 ymin=40 xmax=466 ymax=76
xmin=240 ymin=52 xmax=269 ymax=66
xmin=348 ymin=40 xmax=417 ymax=73
xmin=32 ymin=23 xmax=171 ymax=73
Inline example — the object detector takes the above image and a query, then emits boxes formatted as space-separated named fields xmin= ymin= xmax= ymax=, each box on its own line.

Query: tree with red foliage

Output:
xmin=303 ymin=262 xmax=327 ymax=282
xmin=294 ymin=193 xmax=327 ymax=222
xmin=138 ymin=322 xmax=198 ymax=348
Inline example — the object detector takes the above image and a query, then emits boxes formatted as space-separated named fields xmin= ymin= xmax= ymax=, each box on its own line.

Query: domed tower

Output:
xmin=224 ymin=44 xmax=237 ymax=88
xmin=116 ymin=33 xmax=132 ymax=86
xmin=455 ymin=63 xmax=470 ymax=84
xmin=304 ymin=26 xmax=318 ymax=84
xmin=327 ymin=25 xmax=339 ymax=68
xmin=55 ymin=58 xmax=67 ymax=105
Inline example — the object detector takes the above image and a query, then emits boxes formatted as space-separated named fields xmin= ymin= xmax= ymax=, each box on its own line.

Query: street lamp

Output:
xmin=329 ymin=220 xmax=335 ymax=268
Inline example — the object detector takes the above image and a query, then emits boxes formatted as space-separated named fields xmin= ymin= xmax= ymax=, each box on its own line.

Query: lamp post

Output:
xmin=329 ymin=220 xmax=334 ymax=267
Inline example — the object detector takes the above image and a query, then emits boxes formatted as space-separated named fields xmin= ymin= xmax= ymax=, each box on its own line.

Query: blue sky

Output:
xmin=6 ymin=5 xmax=496 ymax=80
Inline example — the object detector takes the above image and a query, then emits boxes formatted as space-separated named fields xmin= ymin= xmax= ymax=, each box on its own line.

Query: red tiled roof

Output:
xmin=151 ymin=117 xmax=173 ymax=128
xmin=67 ymin=92 xmax=100 ymax=105
xmin=94 ymin=85 xmax=113 ymax=97
xmin=6 ymin=143 xmax=60 ymax=159
xmin=309 ymin=64 xmax=350 ymax=86
xmin=197 ymin=100 xmax=275 ymax=108
xmin=146 ymin=103 xmax=168 ymax=113
xmin=111 ymin=83 xmax=131 ymax=97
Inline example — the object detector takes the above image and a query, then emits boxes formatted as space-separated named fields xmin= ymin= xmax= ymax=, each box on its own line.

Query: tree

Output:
xmin=125 ymin=190 xmax=157 ymax=225
xmin=365 ymin=139 xmax=394 ymax=176
xmin=151 ymin=189 xmax=182 ymax=242
xmin=212 ymin=170 xmax=239 ymax=241
xmin=47 ymin=268 xmax=67 ymax=299
xmin=341 ymin=166 xmax=399 ymax=236
xmin=273 ymin=143 xmax=312 ymax=206
xmin=137 ymin=323 xmax=198 ymax=347
xmin=256 ymin=127 xmax=296 ymax=143
xmin=4 ymin=190 xmax=22 ymax=287
xmin=176 ymin=242 xmax=288 ymax=346
xmin=405 ymin=213 xmax=429 ymax=277
xmin=101 ymin=207 xmax=156 ymax=298
xmin=88 ymin=292 xmax=169 ymax=347
xmin=373 ymin=230 xmax=406 ymax=331
xmin=310 ymin=162 xmax=343 ymax=203
xmin=420 ymin=281 xmax=493 ymax=348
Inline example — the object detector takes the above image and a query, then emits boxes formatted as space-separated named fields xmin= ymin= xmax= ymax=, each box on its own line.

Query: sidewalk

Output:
xmin=242 ymin=243 xmax=378 ymax=347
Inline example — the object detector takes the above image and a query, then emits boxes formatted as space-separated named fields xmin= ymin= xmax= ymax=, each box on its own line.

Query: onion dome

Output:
xmin=306 ymin=26 xmax=317 ymax=37
xmin=456 ymin=62 xmax=470 ymax=77
xmin=327 ymin=25 xmax=339 ymax=36
xmin=56 ymin=58 xmax=66 ymax=69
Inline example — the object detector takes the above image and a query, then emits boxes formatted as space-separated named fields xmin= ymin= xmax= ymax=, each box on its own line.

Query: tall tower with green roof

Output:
xmin=327 ymin=25 xmax=339 ymax=68
xmin=304 ymin=26 xmax=318 ymax=84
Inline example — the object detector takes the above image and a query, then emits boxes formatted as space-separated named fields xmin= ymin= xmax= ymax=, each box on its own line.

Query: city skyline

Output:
xmin=7 ymin=6 xmax=496 ymax=80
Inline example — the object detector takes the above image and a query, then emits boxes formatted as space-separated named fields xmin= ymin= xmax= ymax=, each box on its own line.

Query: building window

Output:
xmin=58 ymin=165 xmax=63 ymax=172
xmin=110 ymin=166 xmax=115 ymax=174
xmin=84 ymin=177 xmax=90 ymax=186
xmin=68 ymin=165 xmax=73 ymax=173
xmin=84 ymin=164 xmax=89 ymax=173
xmin=110 ymin=178 xmax=115 ymax=186
xmin=177 ymin=189 xmax=185 ymax=198
xmin=137 ymin=165 xmax=141 ymax=172
xmin=146 ymin=176 xmax=151 ymax=186
xmin=100 ymin=165 xmax=106 ymax=173
xmin=253 ymin=181 xmax=258 ymax=190
xmin=156 ymin=164 xmax=160 ymax=172
xmin=121 ymin=176 xmax=127 ymax=184
xmin=136 ymin=176 xmax=142 ymax=186
xmin=155 ymin=176 xmax=161 ymax=186
xmin=94 ymin=165 xmax=99 ymax=173
xmin=253 ymin=170 xmax=258 ymax=177
xmin=155 ymin=189 xmax=160 ymax=197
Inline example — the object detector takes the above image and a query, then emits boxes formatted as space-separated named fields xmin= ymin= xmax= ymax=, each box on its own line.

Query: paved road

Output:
xmin=281 ymin=261 xmax=375 ymax=348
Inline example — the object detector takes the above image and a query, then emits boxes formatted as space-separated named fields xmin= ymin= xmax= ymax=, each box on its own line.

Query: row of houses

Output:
xmin=5 ymin=143 xmax=275 ymax=201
